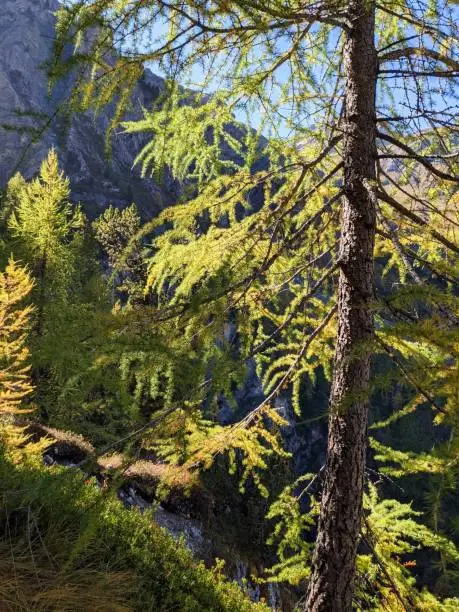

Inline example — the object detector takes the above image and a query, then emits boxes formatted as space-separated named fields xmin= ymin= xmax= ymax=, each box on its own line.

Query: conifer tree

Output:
xmin=0 ymin=259 xmax=34 ymax=415
xmin=7 ymin=149 xmax=84 ymax=335
xmin=93 ymin=204 xmax=146 ymax=303
xmin=51 ymin=1 xmax=458 ymax=608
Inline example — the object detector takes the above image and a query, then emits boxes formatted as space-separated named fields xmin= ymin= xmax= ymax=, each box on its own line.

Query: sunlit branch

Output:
xmin=379 ymin=69 xmax=459 ymax=78
xmin=376 ymin=337 xmax=446 ymax=415
xmin=241 ymin=303 xmax=338 ymax=427
xmin=371 ymin=186 xmax=459 ymax=254
xmin=375 ymin=4 xmax=450 ymax=39
xmin=377 ymin=228 xmax=458 ymax=286
xmin=377 ymin=166 xmax=459 ymax=229
xmin=377 ymin=211 xmax=422 ymax=284
xmin=251 ymin=262 xmax=338 ymax=356
xmin=379 ymin=47 xmax=459 ymax=72
xmin=377 ymin=131 xmax=459 ymax=183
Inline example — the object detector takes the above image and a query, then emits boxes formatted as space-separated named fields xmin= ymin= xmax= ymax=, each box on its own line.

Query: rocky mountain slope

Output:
xmin=0 ymin=0 xmax=179 ymax=218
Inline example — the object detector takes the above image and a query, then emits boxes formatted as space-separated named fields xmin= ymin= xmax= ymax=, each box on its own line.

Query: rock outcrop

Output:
xmin=0 ymin=0 xmax=179 ymax=218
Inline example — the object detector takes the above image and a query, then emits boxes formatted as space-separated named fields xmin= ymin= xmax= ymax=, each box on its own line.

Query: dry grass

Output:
xmin=22 ymin=422 xmax=95 ymax=462
xmin=0 ymin=510 xmax=133 ymax=611
xmin=123 ymin=460 xmax=197 ymax=491
xmin=97 ymin=453 xmax=126 ymax=470
xmin=98 ymin=454 xmax=197 ymax=490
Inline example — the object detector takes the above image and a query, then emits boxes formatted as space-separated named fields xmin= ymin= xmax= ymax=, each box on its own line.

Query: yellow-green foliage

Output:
xmin=140 ymin=404 xmax=289 ymax=497
xmin=370 ymin=439 xmax=455 ymax=479
xmin=265 ymin=476 xmax=319 ymax=585
xmin=8 ymin=150 xmax=84 ymax=289
xmin=0 ymin=259 xmax=34 ymax=414
xmin=136 ymin=156 xmax=340 ymax=420
xmin=265 ymin=478 xmax=459 ymax=608
xmin=40 ymin=2 xmax=459 ymax=605
xmin=356 ymin=483 xmax=459 ymax=611
xmin=123 ymin=89 xmax=249 ymax=185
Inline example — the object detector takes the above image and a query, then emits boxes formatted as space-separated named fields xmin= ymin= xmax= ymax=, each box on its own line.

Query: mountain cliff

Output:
xmin=0 ymin=0 xmax=179 ymax=218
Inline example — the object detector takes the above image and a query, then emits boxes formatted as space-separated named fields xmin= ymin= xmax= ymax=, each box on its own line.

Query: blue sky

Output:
xmin=69 ymin=1 xmax=457 ymax=139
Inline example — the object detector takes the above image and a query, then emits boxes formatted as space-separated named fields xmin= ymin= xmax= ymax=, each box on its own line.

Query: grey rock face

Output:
xmin=0 ymin=0 xmax=179 ymax=218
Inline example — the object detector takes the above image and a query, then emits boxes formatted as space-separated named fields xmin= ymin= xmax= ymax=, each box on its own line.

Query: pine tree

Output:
xmin=50 ymin=1 xmax=458 ymax=608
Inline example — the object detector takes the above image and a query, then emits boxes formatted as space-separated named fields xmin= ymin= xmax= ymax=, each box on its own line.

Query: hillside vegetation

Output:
xmin=1 ymin=0 xmax=458 ymax=610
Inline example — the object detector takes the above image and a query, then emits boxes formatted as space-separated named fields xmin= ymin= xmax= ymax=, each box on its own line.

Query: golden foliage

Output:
xmin=0 ymin=259 xmax=34 ymax=414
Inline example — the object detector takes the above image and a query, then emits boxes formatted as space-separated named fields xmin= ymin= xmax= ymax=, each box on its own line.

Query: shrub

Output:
xmin=0 ymin=436 xmax=267 ymax=611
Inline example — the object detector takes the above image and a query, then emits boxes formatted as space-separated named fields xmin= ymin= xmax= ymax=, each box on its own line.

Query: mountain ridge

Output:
xmin=0 ymin=0 xmax=178 ymax=218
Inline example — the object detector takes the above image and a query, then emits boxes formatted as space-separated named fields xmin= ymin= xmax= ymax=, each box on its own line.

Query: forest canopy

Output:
xmin=0 ymin=1 xmax=458 ymax=610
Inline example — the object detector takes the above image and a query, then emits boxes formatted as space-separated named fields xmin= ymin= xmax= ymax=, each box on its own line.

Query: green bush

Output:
xmin=0 ymin=442 xmax=267 ymax=612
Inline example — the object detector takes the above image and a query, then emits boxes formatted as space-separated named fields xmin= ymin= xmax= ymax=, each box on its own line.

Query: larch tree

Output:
xmin=7 ymin=149 xmax=84 ymax=336
xmin=0 ymin=259 xmax=34 ymax=415
xmin=50 ymin=1 xmax=458 ymax=609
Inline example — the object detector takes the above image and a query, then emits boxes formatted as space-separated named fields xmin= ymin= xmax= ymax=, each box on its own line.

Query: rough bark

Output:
xmin=305 ymin=2 xmax=378 ymax=610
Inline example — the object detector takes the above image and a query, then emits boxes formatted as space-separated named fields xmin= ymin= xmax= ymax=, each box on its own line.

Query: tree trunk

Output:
xmin=305 ymin=2 xmax=378 ymax=610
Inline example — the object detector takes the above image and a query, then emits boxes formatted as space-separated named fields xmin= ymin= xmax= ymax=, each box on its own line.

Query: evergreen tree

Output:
xmin=51 ymin=1 xmax=458 ymax=608
xmin=0 ymin=174 xmax=27 ymax=263
xmin=93 ymin=204 xmax=146 ymax=303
